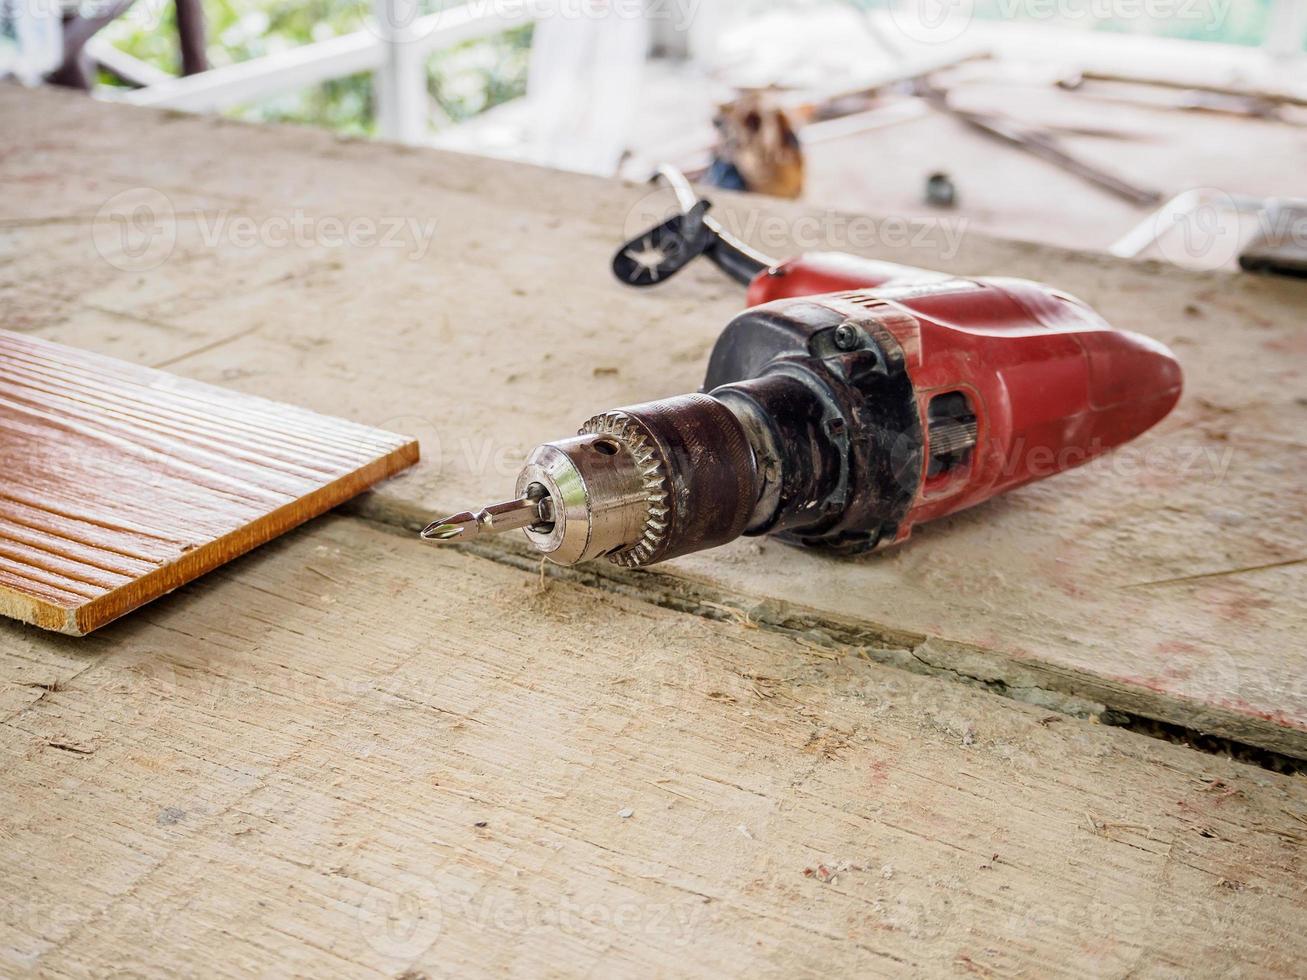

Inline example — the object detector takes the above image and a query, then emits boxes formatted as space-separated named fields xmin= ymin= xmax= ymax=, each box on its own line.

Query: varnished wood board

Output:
xmin=0 ymin=330 xmax=417 ymax=635
xmin=2 ymin=87 xmax=1305 ymax=754
xmin=1 ymin=516 xmax=1304 ymax=977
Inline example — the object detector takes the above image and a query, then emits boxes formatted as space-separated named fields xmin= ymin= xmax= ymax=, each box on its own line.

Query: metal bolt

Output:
xmin=833 ymin=323 xmax=859 ymax=350
xmin=925 ymin=171 xmax=957 ymax=208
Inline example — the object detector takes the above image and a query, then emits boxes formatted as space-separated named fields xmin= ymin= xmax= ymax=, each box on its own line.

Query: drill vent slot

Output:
xmin=926 ymin=391 xmax=977 ymax=479
xmin=832 ymin=291 xmax=891 ymax=311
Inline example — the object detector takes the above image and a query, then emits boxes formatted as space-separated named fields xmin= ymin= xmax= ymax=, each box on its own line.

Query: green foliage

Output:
xmin=100 ymin=0 xmax=531 ymax=133
xmin=429 ymin=23 xmax=531 ymax=123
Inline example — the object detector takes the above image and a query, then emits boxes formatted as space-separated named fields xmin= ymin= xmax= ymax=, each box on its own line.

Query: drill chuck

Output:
xmin=515 ymin=395 xmax=761 ymax=567
xmin=512 ymin=433 xmax=655 ymax=566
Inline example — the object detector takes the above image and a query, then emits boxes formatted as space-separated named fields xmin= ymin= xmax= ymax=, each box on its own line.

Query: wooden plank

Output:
xmin=1 ymin=515 xmax=1304 ymax=976
xmin=0 ymin=330 xmax=417 ymax=635
xmin=1 ymin=87 xmax=1305 ymax=756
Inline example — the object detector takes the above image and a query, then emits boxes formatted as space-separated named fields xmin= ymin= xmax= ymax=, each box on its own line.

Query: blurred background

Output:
xmin=3 ymin=0 xmax=1305 ymax=266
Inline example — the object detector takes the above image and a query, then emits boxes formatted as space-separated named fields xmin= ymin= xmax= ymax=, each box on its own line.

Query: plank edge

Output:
xmin=68 ymin=439 xmax=419 ymax=635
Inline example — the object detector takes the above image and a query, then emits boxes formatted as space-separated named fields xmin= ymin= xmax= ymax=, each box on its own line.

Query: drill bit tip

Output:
xmin=420 ymin=495 xmax=547 ymax=544
xmin=420 ymin=513 xmax=479 ymax=541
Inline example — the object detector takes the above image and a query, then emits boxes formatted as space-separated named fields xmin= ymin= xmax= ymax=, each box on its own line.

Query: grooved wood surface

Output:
xmin=2 ymin=86 xmax=1305 ymax=754
xmin=0 ymin=330 xmax=417 ymax=635
xmin=1 ymin=516 xmax=1305 ymax=977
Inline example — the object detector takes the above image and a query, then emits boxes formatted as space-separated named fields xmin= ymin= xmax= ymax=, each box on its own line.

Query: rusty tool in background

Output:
xmin=423 ymin=169 xmax=1181 ymax=568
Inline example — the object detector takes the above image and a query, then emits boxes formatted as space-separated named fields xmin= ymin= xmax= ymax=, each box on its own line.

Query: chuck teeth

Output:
xmin=579 ymin=411 xmax=670 ymax=567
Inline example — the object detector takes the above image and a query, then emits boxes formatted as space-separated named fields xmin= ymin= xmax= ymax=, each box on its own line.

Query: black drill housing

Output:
xmin=703 ymin=298 xmax=924 ymax=554
xmin=570 ymin=299 xmax=927 ymax=565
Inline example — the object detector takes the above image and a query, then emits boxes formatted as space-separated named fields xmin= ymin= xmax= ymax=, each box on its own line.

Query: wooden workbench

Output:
xmin=2 ymin=86 xmax=1305 ymax=975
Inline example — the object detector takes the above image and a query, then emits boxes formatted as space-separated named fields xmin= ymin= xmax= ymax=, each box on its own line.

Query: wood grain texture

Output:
xmin=0 ymin=330 xmax=417 ymax=635
xmin=1 ymin=87 xmax=1304 ymax=753
xmin=1 ymin=516 xmax=1304 ymax=977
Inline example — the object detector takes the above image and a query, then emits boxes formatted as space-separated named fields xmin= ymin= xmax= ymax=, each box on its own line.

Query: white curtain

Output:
xmin=0 ymin=0 xmax=62 ymax=85
xmin=524 ymin=4 xmax=650 ymax=175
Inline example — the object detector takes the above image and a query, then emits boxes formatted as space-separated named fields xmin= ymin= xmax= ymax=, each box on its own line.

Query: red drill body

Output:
xmin=741 ymin=252 xmax=1183 ymax=545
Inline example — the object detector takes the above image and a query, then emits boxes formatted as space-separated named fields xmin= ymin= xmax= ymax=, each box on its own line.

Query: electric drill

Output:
xmin=423 ymin=168 xmax=1182 ymax=568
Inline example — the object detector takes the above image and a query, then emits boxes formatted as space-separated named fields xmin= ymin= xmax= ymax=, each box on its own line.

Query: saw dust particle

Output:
xmin=699 ymin=601 xmax=756 ymax=628
xmin=46 ymin=741 xmax=94 ymax=755
xmin=956 ymin=953 xmax=993 ymax=976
